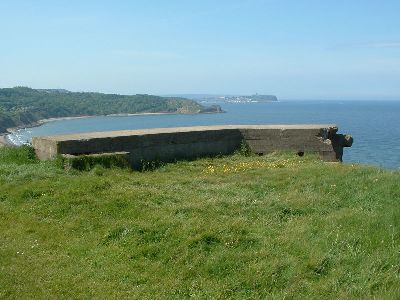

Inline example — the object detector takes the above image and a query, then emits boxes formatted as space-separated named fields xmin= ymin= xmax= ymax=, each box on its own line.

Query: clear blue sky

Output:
xmin=1 ymin=0 xmax=399 ymax=99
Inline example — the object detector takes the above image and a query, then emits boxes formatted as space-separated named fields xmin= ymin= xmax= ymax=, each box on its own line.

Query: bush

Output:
xmin=0 ymin=145 xmax=37 ymax=165
xmin=235 ymin=140 xmax=252 ymax=157
xmin=61 ymin=152 xmax=130 ymax=171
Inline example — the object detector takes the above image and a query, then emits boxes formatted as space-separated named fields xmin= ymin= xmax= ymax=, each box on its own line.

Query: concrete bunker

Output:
xmin=32 ymin=124 xmax=353 ymax=170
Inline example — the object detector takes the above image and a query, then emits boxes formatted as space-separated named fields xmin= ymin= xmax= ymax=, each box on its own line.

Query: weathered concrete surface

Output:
xmin=32 ymin=124 xmax=353 ymax=169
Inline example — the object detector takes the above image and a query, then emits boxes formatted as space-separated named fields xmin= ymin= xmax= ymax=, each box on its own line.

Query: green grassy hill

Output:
xmin=0 ymin=147 xmax=399 ymax=299
xmin=0 ymin=87 xmax=221 ymax=134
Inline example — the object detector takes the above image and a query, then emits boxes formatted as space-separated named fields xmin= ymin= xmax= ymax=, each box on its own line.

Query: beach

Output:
xmin=1 ymin=112 xmax=181 ymax=142
xmin=5 ymin=112 xmax=182 ymax=133
xmin=2 ymin=112 xmax=188 ymax=146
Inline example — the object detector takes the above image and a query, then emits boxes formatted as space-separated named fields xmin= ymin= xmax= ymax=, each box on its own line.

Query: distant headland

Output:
xmin=169 ymin=94 xmax=278 ymax=104
xmin=0 ymin=87 xmax=223 ymax=135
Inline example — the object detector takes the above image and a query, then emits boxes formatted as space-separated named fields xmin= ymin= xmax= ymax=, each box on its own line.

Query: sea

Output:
xmin=7 ymin=100 xmax=400 ymax=170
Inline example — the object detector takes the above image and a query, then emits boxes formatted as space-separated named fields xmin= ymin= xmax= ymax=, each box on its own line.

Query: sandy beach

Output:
xmin=1 ymin=110 xmax=220 ymax=147
xmin=4 ymin=112 xmax=175 ymax=131
xmin=36 ymin=112 xmax=180 ymax=125
xmin=8 ymin=112 xmax=180 ymax=131
xmin=1 ymin=112 xmax=183 ymax=146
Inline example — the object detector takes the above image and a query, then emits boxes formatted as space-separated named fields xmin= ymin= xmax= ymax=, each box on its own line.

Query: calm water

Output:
xmin=8 ymin=100 xmax=400 ymax=170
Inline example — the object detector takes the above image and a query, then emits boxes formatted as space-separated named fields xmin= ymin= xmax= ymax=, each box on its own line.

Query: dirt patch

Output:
xmin=0 ymin=135 xmax=12 ymax=147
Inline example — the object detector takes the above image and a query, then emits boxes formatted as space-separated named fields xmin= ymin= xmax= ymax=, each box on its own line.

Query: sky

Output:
xmin=1 ymin=0 xmax=400 ymax=99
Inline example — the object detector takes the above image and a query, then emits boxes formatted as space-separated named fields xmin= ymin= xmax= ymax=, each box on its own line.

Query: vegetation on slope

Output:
xmin=0 ymin=147 xmax=399 ymax=299
xmin=0 ymin=87 xmax=221 ymax=134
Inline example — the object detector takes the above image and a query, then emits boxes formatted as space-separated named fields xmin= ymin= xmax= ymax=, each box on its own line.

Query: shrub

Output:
xmin=61 ymin=152 xmax=130 ymax=171
xmin=235 ymin=140 xmax=252 ymax=157
xmin=0 ymin=145 xmax=37 ymax=165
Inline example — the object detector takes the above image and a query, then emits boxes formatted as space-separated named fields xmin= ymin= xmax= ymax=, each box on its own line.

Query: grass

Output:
xmin=0 ymin=146 xmax=399 ymax=299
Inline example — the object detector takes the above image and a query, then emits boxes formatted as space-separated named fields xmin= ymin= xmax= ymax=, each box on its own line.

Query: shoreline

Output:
xmin=4 ymin=111 xmax=189 ymax=135
xmin=2 ymin=110 xmax=223 ymax=145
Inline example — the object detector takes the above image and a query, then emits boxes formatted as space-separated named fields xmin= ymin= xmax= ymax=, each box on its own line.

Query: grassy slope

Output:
xmin=0 ymin=147 xmax=399 ymax=299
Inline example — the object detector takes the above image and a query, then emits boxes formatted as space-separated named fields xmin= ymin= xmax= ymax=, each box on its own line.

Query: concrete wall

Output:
xmin=32 ymin=125 xmax=353 ymax=169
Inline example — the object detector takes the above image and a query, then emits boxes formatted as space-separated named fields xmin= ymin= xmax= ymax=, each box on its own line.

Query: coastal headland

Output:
xmin=0 ymin=87 xmax=223 ymax=136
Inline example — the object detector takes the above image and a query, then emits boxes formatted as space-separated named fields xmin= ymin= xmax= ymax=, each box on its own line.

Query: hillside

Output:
xmin=0 ymin=147 xmax=399 ymax=298
xmin=0 ymin=87 xmax=222 ymax=134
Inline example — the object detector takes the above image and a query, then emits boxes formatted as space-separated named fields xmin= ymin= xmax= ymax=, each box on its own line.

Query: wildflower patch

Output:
xmin=204 ymin=158 xmax=304 ymax=174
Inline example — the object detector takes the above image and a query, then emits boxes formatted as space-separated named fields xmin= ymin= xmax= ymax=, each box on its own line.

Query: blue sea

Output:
xmin=8 ymin=100 xmax=400 ymax=170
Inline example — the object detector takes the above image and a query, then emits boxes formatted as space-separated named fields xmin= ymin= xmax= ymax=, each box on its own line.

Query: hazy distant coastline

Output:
xmin=167 ymin=94 xmax=278 ymax=104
